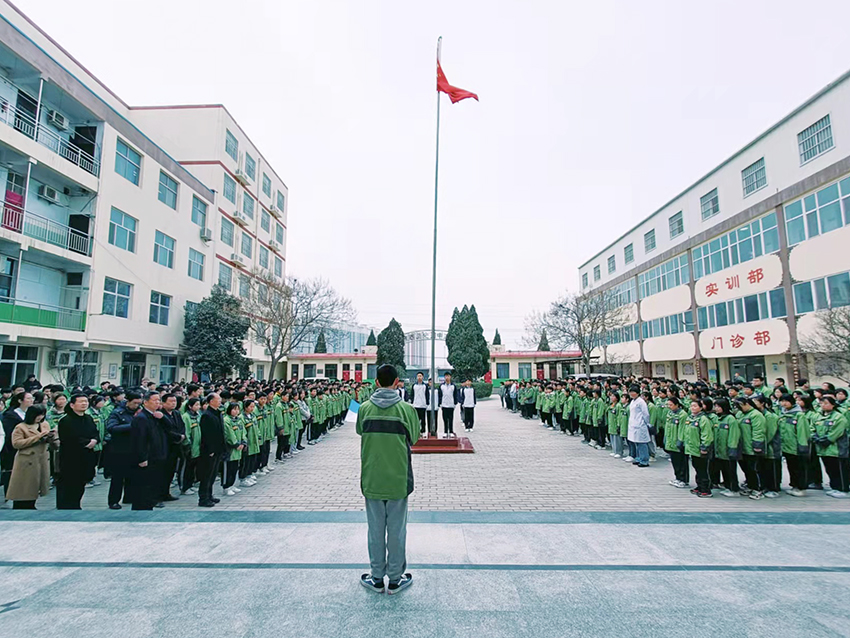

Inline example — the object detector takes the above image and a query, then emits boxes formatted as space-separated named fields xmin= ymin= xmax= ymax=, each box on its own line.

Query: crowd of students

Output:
xmin=501 ymin=374 xmax=849 ymax=499
xmin=0 ymin=377 xmax=372 ymax=510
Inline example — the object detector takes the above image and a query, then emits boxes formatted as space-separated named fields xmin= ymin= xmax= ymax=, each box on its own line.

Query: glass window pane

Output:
xmin=819 ymin=201 xmax=843 ymax=234
xmin=763 ymin=228 xmax=779 ymax=253
xmin=787 ymin=218 xmax=806 ymax=245
xmin=804 ymin=195 xmax=816 ymax=212
xmin=744 ymin=295 xmax=760 ymax=322
xmin=815 ymin=279 xmax=828 ymax=310
xmin=794 ymin=283 xmax=814 ymax=314
xmin=806 ymin=212 xmax=819 ymax=238
xmin=785 ymin=201 xmax=803 ymax=220
xmin=827 ymin=273 xmax=850 ymax=307
xmin=769 ymin=289 xmax=787 ymax=318
xmin=715 ymin=303 xmax=728 ymax=327
xmin=738 ymin=238 xmax=753 ymax=262
xmin=762 ymin=212 xmax=777 ymax=229
xmin=817 ymin=183 xmax=839 ymax=206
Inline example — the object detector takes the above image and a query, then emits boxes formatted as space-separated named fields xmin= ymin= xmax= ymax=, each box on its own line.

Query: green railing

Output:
xmin=0 ymin=297 xmax=86 ymax=331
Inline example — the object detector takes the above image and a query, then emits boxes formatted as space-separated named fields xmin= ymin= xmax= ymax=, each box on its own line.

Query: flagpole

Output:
xmin=430 ymin=36 xmax=442 ymax=438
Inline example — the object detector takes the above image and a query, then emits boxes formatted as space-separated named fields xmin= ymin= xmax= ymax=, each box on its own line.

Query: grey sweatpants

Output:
xmin=365 ymin=497 xmax=409 ymax=581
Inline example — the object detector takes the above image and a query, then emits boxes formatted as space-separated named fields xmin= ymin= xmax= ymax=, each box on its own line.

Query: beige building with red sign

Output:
xmin=578 ymin=68 xmax=850 ymax=386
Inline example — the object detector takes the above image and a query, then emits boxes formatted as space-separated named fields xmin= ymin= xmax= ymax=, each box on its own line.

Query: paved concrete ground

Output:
xmin=1 ymin=513 xmax=849 ymax=638
xmin=26 ymin=397 xmax=849 ymax=512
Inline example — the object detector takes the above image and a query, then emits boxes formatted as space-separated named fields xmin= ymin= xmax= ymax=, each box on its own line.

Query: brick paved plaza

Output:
xmin=29 ymin=397 xmax=848 ymax=513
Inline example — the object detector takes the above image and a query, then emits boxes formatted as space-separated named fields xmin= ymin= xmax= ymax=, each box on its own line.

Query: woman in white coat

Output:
xmin=627 ymin=386 xmax=651 ymax=467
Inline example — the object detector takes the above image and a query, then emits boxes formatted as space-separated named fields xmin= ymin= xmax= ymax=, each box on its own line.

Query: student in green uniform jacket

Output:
xmin=274 ymin=394 xmax=289 ymax=461
xmin=753 ymin=395 xmax=781 ymax=498
xmin=540 ymin=387 xmax=555 ymax=429
xmin=813 ymin=397 xmax=850 ymax=497
xmin=242 ymin=400 xmax=261 ymax=482
xmin=779 ymin=393 xmax=812 ymax=497
xmin=683 ymin=399 xmax=714 ymax=497
xmin=664 ymin=397 xmax=689 ymax=487
xmin=180 ymin=398 xmax=202 ymax=496
xmin=736 ymin=397 xmax=767 ymax=499
xmin=553 ymin=385 xmax=566 ymax=432
xmin=535 ymin=385 xmax=545 ymax=423
xmin=606 ymin=392 xmax=621 ymax=457
xmin=711 ymin=398 xmax=741 ymax=496
xmin=577 ymin=389 xmax=589 ymax=442
xmin=222 ymin=402 xmax=245 ymax=494
xmin=562 ymin=389 xmax=575 ymax=435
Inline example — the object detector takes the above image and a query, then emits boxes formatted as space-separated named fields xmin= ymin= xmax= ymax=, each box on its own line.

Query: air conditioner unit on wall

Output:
xmin=47 ymin=110 xmax=68 ymax=131
xmin=232 ymin=210 xmax=248 ymax=226
xmin=269 ymin=240 xmax=280 ymax=252
xmin=269 ymin=205 xmax=281 ymax=218
xmin=37 ymin=184 xmax=61 ymax=205
xmin=231 ymin=252 xmax=245 ymax=266
xmin=199 ymin=228 xmax=213 ymax=242
xmin=234 ymin=153 xmax=250 ymax=185
xmin=48 ymin=349 xmax=77 ymax=368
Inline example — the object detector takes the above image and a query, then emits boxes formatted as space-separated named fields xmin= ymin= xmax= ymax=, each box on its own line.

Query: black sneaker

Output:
xmin=296 ymin=445 xmax=305 ymax=451
xmin=198 ymin=500 xmax=215 ymax=508
xmin=109 ymin=503 xmax=122 ymax=510
xmin=387 ymin=573 xmax=413 ymax=595
xmin=211 ymin=498 xmax=221 ymax=503
xmin=689 ymin=488 xmax=699 ymax=495
xmin=360 ymin=574 xmax=384 ymax=594
xmin=697 ymin=491 xmax=713 ymax=498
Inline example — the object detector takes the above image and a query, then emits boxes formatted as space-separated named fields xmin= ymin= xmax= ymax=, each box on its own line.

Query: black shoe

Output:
xmin=162 ymin=494 xmax=179 ymax=502
xmin=198 ymin=500 xmax=215 ymax=507
xmin=360 ymin=574 xmax=385 ymax=593
xmin=697 ymin=491 xmax=713 ymax=498
xmin=387 ymin=573 xmax=413 ymax=595
xmin=211 ymin=497 xmax=221 ymax=503
xmin=109 ymin=503 xmax=122 ymax=510
xmin=297 ymin=445 xmax=305 ymax=450
xmin=154 ymin=502 xmax=165 ymax=508
xmin=689 ymin=488 xmax=699 ymax=495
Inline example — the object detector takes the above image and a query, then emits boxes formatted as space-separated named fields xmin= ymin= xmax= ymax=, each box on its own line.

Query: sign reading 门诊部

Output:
xmin=698 ymin=318 xmax=790 ymax=357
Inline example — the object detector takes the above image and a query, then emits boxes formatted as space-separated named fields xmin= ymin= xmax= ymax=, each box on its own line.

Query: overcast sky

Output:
xmin=14 ymin=0 xmax=850 ymax=347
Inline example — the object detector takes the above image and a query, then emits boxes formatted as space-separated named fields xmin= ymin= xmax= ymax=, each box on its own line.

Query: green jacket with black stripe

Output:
xmin=356 ymin=389 xmax=421 ymax=500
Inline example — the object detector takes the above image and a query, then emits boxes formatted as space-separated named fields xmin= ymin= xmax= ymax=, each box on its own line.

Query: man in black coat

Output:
xmin=158 ymin=393 xmax=185 ymax=503
xmin=129 ymin=392 xmax=168 ymax=510
xmin=197 ymin=393 xmax=225 ymax=507
xmin=104 ymin=391 xmax=142 ymax=509
xmin=56 ymin=394 xmax=99 ymax=510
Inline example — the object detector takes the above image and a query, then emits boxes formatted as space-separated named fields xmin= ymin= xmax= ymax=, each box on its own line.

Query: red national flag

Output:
xmin=437 ymin=61 xmax=478 ymax=104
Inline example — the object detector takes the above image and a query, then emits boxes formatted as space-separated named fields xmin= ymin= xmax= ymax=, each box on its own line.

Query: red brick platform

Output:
xmin=411 ymin=435 xmax=475 ymax=454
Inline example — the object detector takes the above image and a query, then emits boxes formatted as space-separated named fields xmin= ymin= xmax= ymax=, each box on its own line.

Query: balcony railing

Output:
xmin=0 ymin=296 xmax=86 ymax=332
xmin=0 ymin=101 xmax=100 ymax=177
xmin=0 ymin=202 xmax=91 ymax=256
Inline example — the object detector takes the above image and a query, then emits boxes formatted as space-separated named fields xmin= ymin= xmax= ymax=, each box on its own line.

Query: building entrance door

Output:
xmin=121 ymin=352 xmax=146 ymax=387
xmin=729 ymin=356 xmax=765 ymax=384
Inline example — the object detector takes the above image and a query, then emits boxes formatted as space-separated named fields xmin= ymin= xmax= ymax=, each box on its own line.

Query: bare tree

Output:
xmin=241 ymin=271 xmax=356 ymax=379
xmin=799 ymin=307 xmax=850 ymax=383
xmin=524 ymin=291 xmax=628 ymax=376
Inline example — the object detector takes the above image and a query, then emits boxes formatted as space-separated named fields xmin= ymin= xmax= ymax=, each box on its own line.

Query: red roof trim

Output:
xmin=288 ymin=353 xmax=375 ymax=360
xmin=491 ymin=351 xmax=582 ymax=359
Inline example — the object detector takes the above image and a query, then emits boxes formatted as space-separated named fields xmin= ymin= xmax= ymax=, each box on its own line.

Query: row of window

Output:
xmin=584 ymin=114 xmax=835 ymax=288
xmin=108 ymin=207 xmax=205 ymax=281
xmin=637 ymin=254 xmax=690 ymax=300
xmin=692 ymin=211 xmax=780 ymax=279
xmin=641 ymin=311 xmax=695 ymax=339
xmin=224 ymin=130 xmax=285 ymax=209
xmin=222 ymin=173 xmax=285 ymax=235
xmin=785 ymin=177 xmax=850 ymax=246
xmin=697 ymin=288 xmax=786 ymax=330
xmin=793 ymin=270 xmax=850 ymax=314
xmin=219 ymin=216 xmax=284 ymax=274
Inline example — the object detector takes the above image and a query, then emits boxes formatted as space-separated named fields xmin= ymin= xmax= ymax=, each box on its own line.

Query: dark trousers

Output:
xmin=197 ymin=453 xmax=221 ymax=503
xmin=160 ymin=450 xmax=179 ymax=500
xmin=822 ymin=456 xmax=850 ymax=492
xmin=691 ymin=455 xmax=710 ymax=493
xmin=441 ymin=407 xmax=455 ymax=434
xmin=55 ymin=474 xmax=86 ymax=509
xmin=555 ymin=412 xmax=565 ymax=431
xmin=740 ymin=455 xmax=761 ymax=492
xmin=669 ymin=450 xmax=689 ymax=484
xmin=132 ymin=462 xmax=161 ymax=510
xmin=759 ymin=458 xmax=782 ymax=493
xmin=222 ymin=459 xmax=239 ymax=489
xmin=719 ymin=458 xmax=739 ymax=491
xmin=542 ymin=411 xmax=552 ymax=427
xmin=297 ymin=427 xmax=305 ymax=447
xmin=462 ymin=407 xmax=475 ymax=429
xmin=179 ymin=455 xmax=197 ymax=492
xmin=416 ymin=408 xmax=427 ymax=433
xmin=13 ymin=500 xmax=35 ymax=509
xmin=808 ymin=446 xmax=824 ymax=486
xmin=786 ymin=454 xmax=808 ymax=490
xmin=260 ymin=441 xmax=270 ymax=468
xmin=107 ymin=453 xmax=133 ymax=506
xmin=276 ymin=434 xmax=289 ymax=459
xmin=596 ymin=425 xmax=606 ymax=447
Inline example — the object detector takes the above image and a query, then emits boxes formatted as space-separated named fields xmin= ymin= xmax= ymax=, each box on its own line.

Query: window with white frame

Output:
xmin=243 ymin=192 xmax=255 ymax=219
xmin=641 ymin=311 xmax=694 ymax=339
xmin=153 ymin=230 xmax=175 ymax=269
xmin=638 ymin=254 xmax=690 ymax=299
xmin=149 ymin=291 xmax=171 ymax=325
xmin=277 ymin=191 xmax=285 ymax=211
xmin=239 ymin=275 xmax=250 ymax=298
xmin=225 ymin=129 xmax=238 ymax=161
xmin=606 ymin=323 xmax=640 ymax=345
xmin=115 ymin=139 xmax=141 ymax=185
xmin=274 ymin=255 xmax=283 ymax=278
xmin=644 ymin=229 xmax=656 ymax=253
xmin=700 ymin=188 xmax=719 ymax=221
xmin=223 ymin=174 xmax=236 ymax=204
xmin=669 ymin=211 xmax=684 ymax=238
xmin=241 ymin=233 xmax=253 ymax=259
xmin=160 ymin=355 xmax=177 ymax=384
xmin=698 ymin=288 xmax=786 ymax=330
xmin=188 ymin=248 xmax=204 ymax=281
xmin=692 ymin=212 xmax=779 ymax=279
xmin=798 ymin=115 xmax=833 ymax=164
xmin=218 ymin=262 xmax=233 ymax=290
xmin=624 ymin=243 xmax=634 ymax=264
xmin=607 ymin=255 xmax=616 ymax=274
xmin=191 ymin=196 xmax=207 ymax=228
xmin=793 ymin=270 xmax=850 ymax=314
xmin=262 ymin=174 xmax=271 ymax=197
xmin=260 ymin=245 xmax=269 ymax=269
xmin=518 ymin=363 xmax=532 ymax=379
xmin=275 ymin=223 xmax=284 ymax=244
xmin=742 ymin=158 xmax=766 ymax=196
xmin=102 ymin=277 xmax=131 ymax=318
xmin=784 ymin=177 xmax=850 ymax=246
xmin=108 ymin=208 xmax=137 ymax=252
xmin=220 ymin=217 xmax=234 ymax=247
xmin=582 ymin=273 xmax=588 ymax=288
xmin=245 ymin=153 xmax=256 ymax=180
xmin=0 ymin=345 xmax=38 ymax=388
xmin=610 ymin=278 xmax=637 ymax=307
xmin=593 ymin=265 xmax=601 ymax=281
xmin=261 ymin=209 xmax=271 ymax=233
xmin=158 ymin=171 xmax=178 ymax=209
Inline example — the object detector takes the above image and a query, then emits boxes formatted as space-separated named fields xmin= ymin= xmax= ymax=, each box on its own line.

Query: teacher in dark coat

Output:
xmin=56 ymin=394 xmax=99 ymax=509
xmin=130 ymin=392 xmax=168 ymax=511
xmin=197 ymin=392 xmax=225 ymax=507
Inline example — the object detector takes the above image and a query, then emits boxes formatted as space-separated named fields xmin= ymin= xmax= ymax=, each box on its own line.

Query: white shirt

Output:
xmin=628 ymin=396 xmax=651 ymax=443
xmin=461 ymin=387 xmax=476 ymax=408
xmin=440 ymin=384 xmax=456 ymax=408
xmin=412 ymin=383 xmax=428 ymax=408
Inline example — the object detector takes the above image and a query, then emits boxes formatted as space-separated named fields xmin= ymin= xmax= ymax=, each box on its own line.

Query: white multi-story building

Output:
xmin=578 ymin=69 xmax=850 ymax=385
xmin=405 ymin=328 xmax=449 ymax=370
xmin=0 ymin=1 xmax=287 ymax=388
